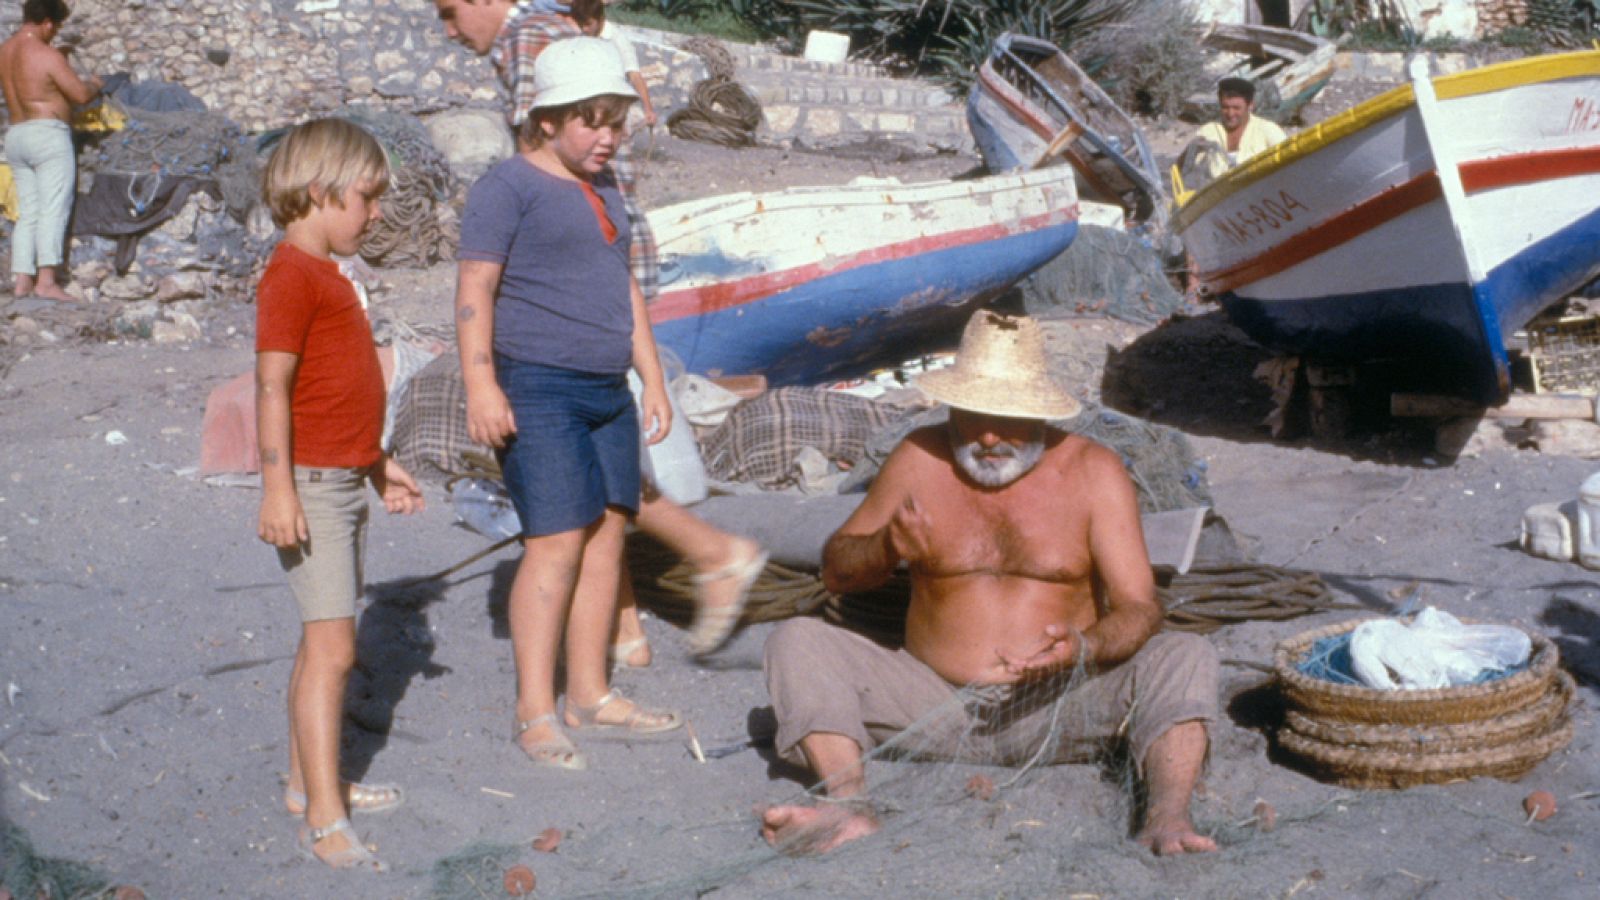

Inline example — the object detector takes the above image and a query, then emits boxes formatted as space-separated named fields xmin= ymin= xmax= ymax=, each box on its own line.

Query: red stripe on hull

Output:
xmin=650 ymin=206 xmax=1077 ymax=324
xmin=1459 ymin=144 xmax=1600 ymax=192
xmin=1201 ymin=174 xmax=1442 ymax=295
xmin=1198 ymin=144 xmax=1600 ymax=295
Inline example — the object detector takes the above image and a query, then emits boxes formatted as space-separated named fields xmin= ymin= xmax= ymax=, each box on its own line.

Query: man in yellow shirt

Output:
xmin=1182 ymin=77 xmax=1287 ymax=187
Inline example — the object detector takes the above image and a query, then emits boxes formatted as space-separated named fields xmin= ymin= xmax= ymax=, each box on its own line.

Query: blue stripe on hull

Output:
xmin=1220 ymin=204 xmax=1600 ymax=403
xmin=656 ymin=221 xmax=1078 ymax=386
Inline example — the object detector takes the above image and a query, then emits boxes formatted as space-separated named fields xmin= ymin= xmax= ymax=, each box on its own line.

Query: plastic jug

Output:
xmin=1579 ymin=471 xmax=1600 ymax=570
xmin=630 ymin=348 xmax=709 ymax=506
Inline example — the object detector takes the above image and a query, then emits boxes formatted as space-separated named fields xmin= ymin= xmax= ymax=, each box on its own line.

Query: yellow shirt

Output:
xmin=1191 ymin=115 xmax=1288 ymax=182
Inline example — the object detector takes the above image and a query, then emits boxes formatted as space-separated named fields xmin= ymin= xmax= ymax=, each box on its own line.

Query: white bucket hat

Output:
xmin=531 ymin=37 xmax=637 ymax=110
xmin=916 ymin=311 xmax=1080 ymax=421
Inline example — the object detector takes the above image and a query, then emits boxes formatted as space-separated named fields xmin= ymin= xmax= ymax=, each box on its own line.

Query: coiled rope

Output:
xmin=668 ymin=36 xmax=762 ymax=147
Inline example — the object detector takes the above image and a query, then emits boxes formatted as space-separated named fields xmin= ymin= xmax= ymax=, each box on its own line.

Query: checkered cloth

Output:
xmin=490 ymin=4 xmax=658 ymax=299
xmin=701 ymin=388 xmax=905 ymax=488
xmin=390 ymin=354 xmax=498 ymax=483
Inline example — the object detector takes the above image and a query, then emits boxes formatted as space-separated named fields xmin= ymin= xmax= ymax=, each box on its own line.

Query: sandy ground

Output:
xmin=2 ymin=127 xmax=1600 ymax=899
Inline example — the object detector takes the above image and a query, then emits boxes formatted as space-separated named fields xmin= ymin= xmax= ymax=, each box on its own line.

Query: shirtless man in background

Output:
xmin=761 ymin=311 xmax=1220 ymax=856
xmin=1 ymin=0 xmax=100 ymax=302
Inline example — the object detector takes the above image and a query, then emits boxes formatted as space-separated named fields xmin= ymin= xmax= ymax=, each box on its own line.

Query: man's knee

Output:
xmin=1137 ymin=632 xmax=1220 ymax=693
xmin=764 ymin=617 xmax=841 ymax=684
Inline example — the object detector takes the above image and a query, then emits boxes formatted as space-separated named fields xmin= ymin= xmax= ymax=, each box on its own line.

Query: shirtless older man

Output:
xmin=761 ymin=311 xmax=1219 ymax=856
xmin=0 ymin=0 xmax=101 ymax=302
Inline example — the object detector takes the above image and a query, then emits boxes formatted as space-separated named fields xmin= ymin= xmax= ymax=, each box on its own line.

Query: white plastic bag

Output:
xmin=1348 ymin=607 xmax=1531 ymax=691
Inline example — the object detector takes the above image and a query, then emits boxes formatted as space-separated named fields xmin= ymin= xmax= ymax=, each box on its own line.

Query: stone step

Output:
xmin=759 ymin=102 xmax=973 ymax=155
xmin=738 ymin=70 xmax=957 ymax=111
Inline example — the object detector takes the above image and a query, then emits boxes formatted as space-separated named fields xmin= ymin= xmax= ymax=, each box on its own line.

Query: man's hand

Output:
xmin=374 ymin=456 xmax=425 ymax=515
xmin=465 ymin=383 xmax=516 ymax=448
xmin=258 ymin=488 xmax=308 ymax=549
xmin=991 ymin=624 xmax=1090 ymax=683
xmin=885 ymin=495 xmax=933 ymax=566
xmin=639 ymin=383 xmax=672 ymax=446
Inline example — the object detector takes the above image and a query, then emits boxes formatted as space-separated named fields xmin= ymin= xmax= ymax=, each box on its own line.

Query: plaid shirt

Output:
xmin=491 ymin=3 xmax=659 ymax=300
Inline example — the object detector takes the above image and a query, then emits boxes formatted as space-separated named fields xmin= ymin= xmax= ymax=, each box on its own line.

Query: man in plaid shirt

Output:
xmin=433 ymin=0 xmax=657 ymax=300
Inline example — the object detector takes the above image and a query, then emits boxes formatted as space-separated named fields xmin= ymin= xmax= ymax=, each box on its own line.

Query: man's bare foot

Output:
xmin=1136 ymin=817 xmax=1218 ymax=856
xmin=30 ymin=282 xmax=77 ymax=303
xmin=759 ymin=802 xmax=879 ymax=855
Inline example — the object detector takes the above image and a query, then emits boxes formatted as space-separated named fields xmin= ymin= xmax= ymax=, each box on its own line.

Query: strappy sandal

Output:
xmin=297 ymin=817 xmax=386 ymax=872
xmin=609 ymin=636 xmax=652 ymax=670
xmin=565 ymin=689 xmax=683 ymax=736
xmin=513 ymin=713 xmax=589 ymax=770
xmin=284 ymin=781 xmax=404 ymax=817
xmin=687 ymin=548 xmax=769 ymax=657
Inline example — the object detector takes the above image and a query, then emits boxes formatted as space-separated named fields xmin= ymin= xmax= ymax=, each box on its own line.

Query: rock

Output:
xmin=10 ymin=316 xmax=39 ymax=335
xmin=424 ymin=108 xmax=514 ymax=178
xmin=99 ymin=274 xmax=154 ymax=302
xmin=1528 ymin=418 xmax=1600 ymax=458
xmin=151 ymin=312 xmax=203 ymax=344
xmin=156 ymin=272 xmax=208 ymax=303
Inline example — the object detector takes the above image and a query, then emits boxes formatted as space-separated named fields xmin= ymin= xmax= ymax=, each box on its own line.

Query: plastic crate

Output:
xmin=1526 ymin=314 xmax=1600 ymax=394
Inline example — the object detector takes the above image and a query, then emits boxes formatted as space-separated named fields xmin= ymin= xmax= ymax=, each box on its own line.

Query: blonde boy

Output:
xmin=255 ymin=118 xmax=424 ymax=872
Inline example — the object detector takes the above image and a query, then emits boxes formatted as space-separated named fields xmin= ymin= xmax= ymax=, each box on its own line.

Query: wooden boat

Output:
xmin=647 ymin=166 xmax=1080 ymax=386
xmin=1174 ymin=51 xmax=1600 ymax=403
xmin=966 ymin=32 xmax=1165 ymax=228
xmin=1183 ymin=22 xmax=1339 ymax=124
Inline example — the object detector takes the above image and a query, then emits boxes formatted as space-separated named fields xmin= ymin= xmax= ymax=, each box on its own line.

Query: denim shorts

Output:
xmin=496 ymin=356 xmax=641 ymax=537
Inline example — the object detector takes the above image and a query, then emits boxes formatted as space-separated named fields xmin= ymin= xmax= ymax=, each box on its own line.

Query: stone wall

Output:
xmin=65 ymin=0 xmax=502 ymax=132
xmin=1476 ymin=0 xmax=1531 ymax=35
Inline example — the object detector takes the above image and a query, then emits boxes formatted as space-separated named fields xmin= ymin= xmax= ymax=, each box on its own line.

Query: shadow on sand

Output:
xmin=1097 ymin=310 xmax=1442 ymax=464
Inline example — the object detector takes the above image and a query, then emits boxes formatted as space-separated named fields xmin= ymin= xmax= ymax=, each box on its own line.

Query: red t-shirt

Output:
xmin=255 ymin=242 xmax=385 ymax=468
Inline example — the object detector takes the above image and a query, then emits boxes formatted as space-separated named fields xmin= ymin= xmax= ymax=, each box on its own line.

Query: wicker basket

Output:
xmin=1274 ymin=618 xmax=1558 ymax=725
xmin=1278 ymin=717 xmax=1573 ymax=789
xmin=1284 ymin=672 xmax=1574 ymax=755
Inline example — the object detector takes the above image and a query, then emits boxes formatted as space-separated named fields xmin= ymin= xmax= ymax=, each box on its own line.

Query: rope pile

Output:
xmin=336 ymin=107 xmax=459 ymax=269
xmin=667 ymin=36 xmax=762 ymax=147
xmin=87 ymin=105 xmax=258 ymax=219
xmin=628 ymin=533 xmax=1355 ymax=646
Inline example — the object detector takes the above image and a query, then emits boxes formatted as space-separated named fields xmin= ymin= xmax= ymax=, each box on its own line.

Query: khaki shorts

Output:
xmin=764 ymin=618 xmax=1218 ymax=776
xmin=276 ymin=466 xmax=370 ymax=622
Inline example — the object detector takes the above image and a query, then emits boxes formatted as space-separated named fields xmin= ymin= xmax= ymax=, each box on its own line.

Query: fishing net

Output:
xmin=85 ymin=106 xmax=259 ymax=221
xmin=1020 ymin=223 xmax=1184 ymax=325
xmin=335 ymin=107 xmax=460 ymax=269
xmin=0 ymin=819 xmax=113 ymax=900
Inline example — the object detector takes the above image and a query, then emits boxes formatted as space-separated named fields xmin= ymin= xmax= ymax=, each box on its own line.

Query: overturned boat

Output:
xmin=1184 ymin=22 xmax=1339 ymax=124
xmin=1174 ymin=51 xmax=1600 ymax=403
xmin=966 ymin=32 xmax=1165 ymax=228
xmin=648 ymin=165 xmax=1080 ymax=385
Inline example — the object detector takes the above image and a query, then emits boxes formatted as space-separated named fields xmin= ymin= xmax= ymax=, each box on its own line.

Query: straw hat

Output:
xmin=916 ymin=311 xmax=1080 ymax=420
xmin=531 ymin=37 xmax=636 ymax=110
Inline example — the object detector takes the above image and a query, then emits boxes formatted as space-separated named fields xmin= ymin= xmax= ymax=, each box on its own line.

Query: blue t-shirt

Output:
xmin=459 ymin=156 xmax=634 ymax=374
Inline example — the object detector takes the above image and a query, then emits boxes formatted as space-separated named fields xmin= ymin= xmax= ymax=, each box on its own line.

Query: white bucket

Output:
xmin=803 ymin=30 xmax=850 ymax=64
xmin=1578 ymin=471 xmax=1600 ymax=570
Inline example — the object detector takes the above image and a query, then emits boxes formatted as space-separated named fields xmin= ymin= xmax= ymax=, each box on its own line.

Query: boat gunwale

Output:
xmin=1173 ymin=49 xmax=1600 ymax=231
xmin=651 ymin=167 xmax=1078 ymax=251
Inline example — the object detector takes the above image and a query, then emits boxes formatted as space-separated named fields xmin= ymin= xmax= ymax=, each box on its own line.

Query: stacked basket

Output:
xmin=1274 ymin=618 xmax=1575 ymax=789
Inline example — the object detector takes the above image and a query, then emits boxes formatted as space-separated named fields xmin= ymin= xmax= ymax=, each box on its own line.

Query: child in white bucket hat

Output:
xmin=454 ymin=35 xmax=682 ymax=772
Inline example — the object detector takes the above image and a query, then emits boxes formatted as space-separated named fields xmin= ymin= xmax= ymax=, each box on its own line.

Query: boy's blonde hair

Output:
xmin=261 ymin=118 xmax=390 ymax=228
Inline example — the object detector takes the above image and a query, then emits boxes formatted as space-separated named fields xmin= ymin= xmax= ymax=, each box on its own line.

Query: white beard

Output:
xmin=951 ymin=436 xmax=1045 ymax=487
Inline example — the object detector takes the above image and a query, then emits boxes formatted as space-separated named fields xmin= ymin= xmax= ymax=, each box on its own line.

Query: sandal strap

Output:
xmin=514 ymin=712 xmax=560 ymax=737
xmin=308 ymin=817 xmax=356 ymax=844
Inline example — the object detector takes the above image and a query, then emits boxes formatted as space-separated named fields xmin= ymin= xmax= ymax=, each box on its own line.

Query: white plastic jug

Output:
xmin=1579 ymin=470 xmax=1600 ymax=570
xmin=630 ymin=349 xmax=710 ymax=506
